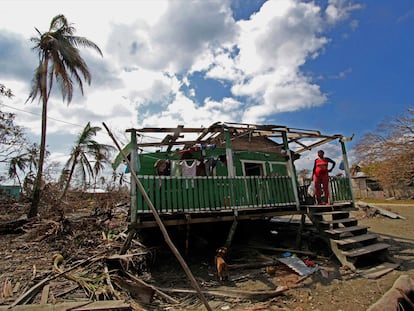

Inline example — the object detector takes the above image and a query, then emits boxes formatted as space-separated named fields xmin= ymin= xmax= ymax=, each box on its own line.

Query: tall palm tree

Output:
xmin=59 ymin=122 xmax=114 ymax=200
xmin=27 ymin=15 xmax=102 ymax=218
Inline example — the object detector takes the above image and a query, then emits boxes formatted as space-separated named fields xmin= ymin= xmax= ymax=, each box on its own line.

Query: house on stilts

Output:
xmin=115 ymin=122 xmax=397 ymax=276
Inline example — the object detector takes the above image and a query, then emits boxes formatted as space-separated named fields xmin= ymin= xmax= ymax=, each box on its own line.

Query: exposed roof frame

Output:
xmin=132 ymin=122 xmax=344 ymax=152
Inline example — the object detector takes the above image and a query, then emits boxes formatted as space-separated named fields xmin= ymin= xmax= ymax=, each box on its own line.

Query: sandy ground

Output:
xmin=150 ymin=203 xmax=414 ymax=311
xmin=0 ymin=201 xmax=413 ymax=311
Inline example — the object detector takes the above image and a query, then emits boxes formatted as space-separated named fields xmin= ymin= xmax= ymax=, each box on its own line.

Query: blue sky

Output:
xmin=0 ymin=0 xmax=413 ymax=179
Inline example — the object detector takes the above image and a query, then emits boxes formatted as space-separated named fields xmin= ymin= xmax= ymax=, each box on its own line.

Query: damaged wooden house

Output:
xmin=114 ymin=122 xmax=397 ymax=275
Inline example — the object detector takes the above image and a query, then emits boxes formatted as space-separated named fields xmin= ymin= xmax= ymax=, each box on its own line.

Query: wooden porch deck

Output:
xmin=130 ymin=201 xmax=354 ymax=229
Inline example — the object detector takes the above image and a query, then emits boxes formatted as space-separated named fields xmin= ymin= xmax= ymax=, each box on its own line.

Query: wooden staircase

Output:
xmin=307 ymin=204 xmax=399 ymax=278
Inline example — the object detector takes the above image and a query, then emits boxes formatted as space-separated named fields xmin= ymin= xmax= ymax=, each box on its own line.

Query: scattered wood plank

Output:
xmin=229 ymin=261 xmax=278 ymax=270
xmin=53 ymin=284 xmax=79 ymax=298
xmin=247 ymin=244 xmax=317 ymax=257
xmin=375 ymin=206 xmax=406 ymax=220
xmin=0 ymin=300 xmax=130 ymax=311
xmin=159 ymin=286 xmax=289 ymax=300
xmin=10 ymin=252 xmax=106 ymax=307
xmin=40 ymin=284 xmax=49 ymax=304
xmin=357 ymin=262 xmax=400 ymax=279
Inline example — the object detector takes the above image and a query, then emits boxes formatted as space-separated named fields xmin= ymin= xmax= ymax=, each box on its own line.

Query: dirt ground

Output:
xmin=0 ymin=198 xmax=413 ymax=311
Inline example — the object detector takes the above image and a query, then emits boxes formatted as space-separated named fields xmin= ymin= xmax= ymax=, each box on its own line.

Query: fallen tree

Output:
xmin=367 ymin=275 xmax=414 ymax=311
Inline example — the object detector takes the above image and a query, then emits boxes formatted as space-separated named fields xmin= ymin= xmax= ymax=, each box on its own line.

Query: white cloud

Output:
xmin=0 ymin=0 xmax=359 ymax=176
xmin=325 ymin=0 xmax=363 ymax=24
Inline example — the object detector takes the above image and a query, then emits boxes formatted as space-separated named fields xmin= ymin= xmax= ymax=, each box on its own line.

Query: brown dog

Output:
xmin=215 ymin=246 xmax=229 ymax=283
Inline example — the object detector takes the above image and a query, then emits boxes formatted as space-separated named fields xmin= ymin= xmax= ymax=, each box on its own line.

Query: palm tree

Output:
xmin=8 ymin=144 xmax=40 ymax=187
xmin=59 ymin=122 xmax=114 ymax=200
xmin=27 ymin=15 xmax=102 ymax=218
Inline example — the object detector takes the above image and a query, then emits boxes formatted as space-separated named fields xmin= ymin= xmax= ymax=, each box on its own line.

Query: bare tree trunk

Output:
xmin=28 ymin=59 xmax=48 ymax=219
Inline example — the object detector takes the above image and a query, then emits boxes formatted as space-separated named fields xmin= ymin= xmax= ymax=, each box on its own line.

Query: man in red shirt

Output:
xmin=312 ymin=150 xmax=336 ymax=205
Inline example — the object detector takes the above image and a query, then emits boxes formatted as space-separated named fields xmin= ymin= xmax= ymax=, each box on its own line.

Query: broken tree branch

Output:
xmin=10 ymin=252 xmax=106 ymax=308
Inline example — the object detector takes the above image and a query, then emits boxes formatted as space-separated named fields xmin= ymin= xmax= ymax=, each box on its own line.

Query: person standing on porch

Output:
xmin=312 ymin=150 xmax=336 ymax=205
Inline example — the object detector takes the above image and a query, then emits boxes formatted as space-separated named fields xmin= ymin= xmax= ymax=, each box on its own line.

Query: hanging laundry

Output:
xmin=196 ymin=158 xmax=206 ymax=176
xmin=182 ymin=160 xmax=197 ymax=177
xmin=205 ymin=158 xmax=217 ymax=176
xmin=154 ymin=159 xmax=170 ymax=176
xmin=170 ymin=160 xmax=182 ymax=177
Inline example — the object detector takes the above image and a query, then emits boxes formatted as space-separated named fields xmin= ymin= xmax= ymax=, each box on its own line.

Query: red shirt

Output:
xmin=314 ymin=158 xmax=330 ymax=177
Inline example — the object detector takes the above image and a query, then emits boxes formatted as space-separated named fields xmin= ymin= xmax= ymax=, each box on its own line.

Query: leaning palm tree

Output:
xmin=27 ymin=15 xmax=102 ymax=218
xmin=59 ymin=122 xmax=114 ymax=200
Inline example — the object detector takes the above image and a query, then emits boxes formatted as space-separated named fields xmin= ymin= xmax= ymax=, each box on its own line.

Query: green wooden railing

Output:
xmin=134 ymin=175 xmax=353 ymax=214
xmin=297 ymin=176 xmax=353 ymax=205
xmin=135 ymin=175 xmax=296 ymax=213
xmin=330 ymin=176 xmax=353 ymax=202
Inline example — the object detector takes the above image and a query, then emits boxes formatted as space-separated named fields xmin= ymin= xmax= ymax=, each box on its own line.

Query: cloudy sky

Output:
xmin=1 ymin=0 xmax=413 ymax=177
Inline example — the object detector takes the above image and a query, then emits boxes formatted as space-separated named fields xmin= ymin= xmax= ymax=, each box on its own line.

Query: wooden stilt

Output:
xmin=295 ymin=214 xmax=306 ymax=250
xmin=120 ymin=228 xmax=136 ymax=255
xmin=224 ymin=212 xmax=238 ymax=248
xmin=185 ymin=215 xmax=191 ymax=257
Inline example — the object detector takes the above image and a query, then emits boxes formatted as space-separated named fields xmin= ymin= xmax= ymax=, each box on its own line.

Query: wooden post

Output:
xmin=224 ymin=127 xmax=234 ymax=178
xmin=185 ymin=214 xmax=191 ymax=257
xmin=103 ymin=123 xmax=213 ymax=311
xmin=282 ymin=131 xmax=300 ymax=209
xmin=127 ymin=129 xmax=138 ymax=225
xmin=295 ymin=214 xmax=306 ymax=249
xmin=224 ymin=211 xmax=238 ymax=248
xmin=340 ymin=139 xmax=355 ymax=206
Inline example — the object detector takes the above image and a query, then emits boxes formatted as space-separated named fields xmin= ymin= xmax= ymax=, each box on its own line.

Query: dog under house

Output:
xmin=114 ymin=122 xmax=396 ymax=275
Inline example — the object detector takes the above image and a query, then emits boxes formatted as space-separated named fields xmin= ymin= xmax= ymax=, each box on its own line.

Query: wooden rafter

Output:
xmin=133 ymin=122 xmax=344 ymax=151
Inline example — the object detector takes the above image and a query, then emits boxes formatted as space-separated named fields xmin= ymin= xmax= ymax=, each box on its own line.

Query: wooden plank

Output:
xmin=311 ymin=211 xmax=350 ymax=216
xmin=358 ymin=262 xmax=400 ymax=279
xmin=73 ymin=300 xmax=131 ymax=310
xmin=155 ymin=176 xmax=161 ymax=212
xmin=376 ymin=206 xmax=406 ymax=219
xmin=0 ymin=301 xmax=88 ymax=311
xmin=40 ymin=284 xmax=50 ymax=304
xmin=333 ymin=233 xmax=378 ymax=246
xmin=325 ymin=225 xmax=368 ymax=235
xmin=3 ymin=300 xmax=130 ymax=311
xmin=317 ymin=218 xmax=358 ymax=225
xmin=342 ymin=243 xmax=390 ymax=258
xmin=171 ymin=177 xmax=178 ymax=212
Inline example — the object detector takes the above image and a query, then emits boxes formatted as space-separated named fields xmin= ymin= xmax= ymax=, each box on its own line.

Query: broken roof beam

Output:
xmin=224 ymin=122 xmax=288 ymax=131
xmin=166 ymin=125 xmax=184 ymax=151
xmin=137 ymin=139 xmax=225 ymax=148
xmin=294 ymin=136 xmax=342 ymax=154
xmin=137 ymin=127 xmax=205 ymax=133
xmin=195 ymin=122 xmax=223 ymax=143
